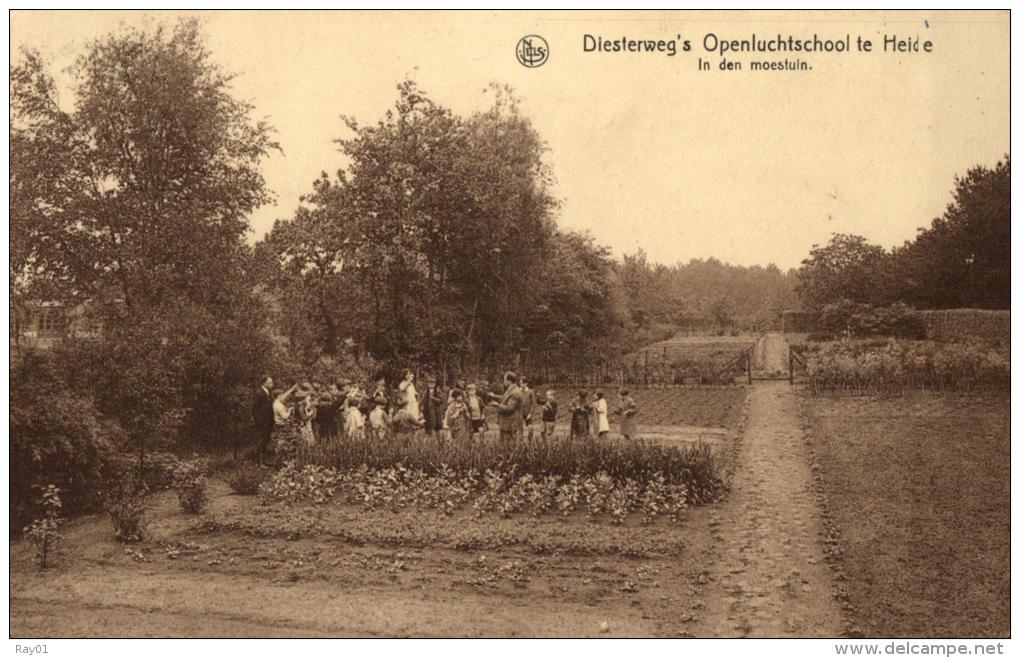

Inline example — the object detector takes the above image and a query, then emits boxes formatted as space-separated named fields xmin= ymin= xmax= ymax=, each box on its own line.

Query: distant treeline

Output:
xmin=614 ymin=253 xmax=799 ymax=343
xmin=797 ymin=156 xmax=1009 ymax=315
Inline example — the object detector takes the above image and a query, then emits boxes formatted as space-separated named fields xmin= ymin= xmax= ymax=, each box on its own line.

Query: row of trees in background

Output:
xmin=616 ymin=252 xmax=799 ymax=341
xmin=796 ymin=156 xmax=1010 ymax=320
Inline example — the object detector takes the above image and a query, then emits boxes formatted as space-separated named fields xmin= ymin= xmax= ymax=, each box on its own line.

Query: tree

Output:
xmin=261 ymin=82 xmax=563 ymax=373
xmin=255 ymin=175 xmax=363 ymax=358
xmin=11 ymin=19 xmax=280 ymax=461
xmin=886 ymin=156 xmax=1010 ymax=309
xmin=11 ymin=19 xmax=277 ymax=311
xmin=795 ymin=234 xmax=887 ymax=312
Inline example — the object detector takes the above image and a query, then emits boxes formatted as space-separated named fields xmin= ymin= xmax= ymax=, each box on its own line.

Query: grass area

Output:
xmin=801 ymin=391 xmax=1009 ymax=637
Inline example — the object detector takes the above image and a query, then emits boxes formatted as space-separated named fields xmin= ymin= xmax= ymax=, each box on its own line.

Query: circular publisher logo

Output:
xmin=516 ymin=35 xmax=549 ymax=68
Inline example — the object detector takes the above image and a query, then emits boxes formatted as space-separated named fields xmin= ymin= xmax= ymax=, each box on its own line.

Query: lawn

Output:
xmin=801 ymin=391 xmax=1009 ymax=637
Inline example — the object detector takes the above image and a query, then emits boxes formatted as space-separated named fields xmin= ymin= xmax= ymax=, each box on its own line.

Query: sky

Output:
xmin=10 ymin=10 xmax=1010 ymax=270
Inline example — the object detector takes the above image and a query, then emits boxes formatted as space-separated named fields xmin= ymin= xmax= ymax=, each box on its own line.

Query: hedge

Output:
xmin=782 ymin=310 xmax=817 ymax=333
xmin=919 ymin=309 xmax=1010 ymax=345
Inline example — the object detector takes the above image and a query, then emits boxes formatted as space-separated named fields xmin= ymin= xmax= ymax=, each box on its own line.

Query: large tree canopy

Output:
xmin=11 ymin=19 xmax=280 ymax=455
xmin=11 ymin=18 xmax=278 ymax=313
xmin=258 ymin=82 xmax=620 ymax=374
xmin=885 ymin=156 xmax=1010 ymax=309
xmin=795 ymin=234 xmax=887 ymax=312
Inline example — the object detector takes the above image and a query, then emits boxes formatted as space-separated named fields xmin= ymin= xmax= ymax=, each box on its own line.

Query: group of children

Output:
xmin=265 ymin=371 xmax=636 ymax=446
xmin=567 ymin=389 xmax=639 ymax=440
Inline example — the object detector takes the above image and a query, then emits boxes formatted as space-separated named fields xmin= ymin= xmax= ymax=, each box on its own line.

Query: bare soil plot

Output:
xmin=801 ymin=392 xmax=1010 ymax=637
xmin=11 ymin=481 xmax=718 ymax=637
xmin=628 ymin=387 xmax=746 ymax=428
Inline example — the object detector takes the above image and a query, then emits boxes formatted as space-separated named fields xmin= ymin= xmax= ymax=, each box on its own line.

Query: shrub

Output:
xmin=819 ymin=300 xmax=925 ymax=339
xmin=10 ymin=350 xmax=122 ymax=533
xmin=23 ymin=485 xmax=63 ymax=569
xmin=224 ymin=462 xmax=272 ymax=495
xmin=106 ymin=487 xmax=149 ymax=543
xmin=171 ymin=458 xmax=209 ymax=514
xmin=782 ymin=310 xmax=817 ymax=333
xmin=919 ymin=309 xmax=1010 ymax=345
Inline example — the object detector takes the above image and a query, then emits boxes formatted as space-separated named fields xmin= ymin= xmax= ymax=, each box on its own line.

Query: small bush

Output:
xmin=105 ymin=488 xmax=149 ymax=543
xmin=171 ymin=458 xmax=209 ymax=514
xmin=224 ymin=462 xmax=272 ymax=495
xmin=24 ymin=485 xmax=63 ymax=569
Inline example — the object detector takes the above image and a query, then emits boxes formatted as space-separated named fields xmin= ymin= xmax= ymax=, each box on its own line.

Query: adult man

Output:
xmin=251 ymin=376 xmax=275 ymax=463
xmin=490 ymin=371 xmax=524 ymax=442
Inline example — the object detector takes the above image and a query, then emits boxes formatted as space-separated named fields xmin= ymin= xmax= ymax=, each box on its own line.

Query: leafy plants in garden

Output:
xmin=803 ymin=339 xmax=1008 ymax=395
xmin=293 ymin=432 xmax=723 ymax=503
xmin=259 ymin=457 xmax=696 ymax=524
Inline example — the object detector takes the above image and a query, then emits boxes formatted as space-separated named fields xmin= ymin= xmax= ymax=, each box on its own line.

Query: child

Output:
xmin=423 ymin=376 xmax=444 ymax=436
xmin=391 ymin=399 xmax=422 ymax=434
xmin=368 ymin=399 xmax=390 ymax=439
xmin=345 ymin=392 xmax=365 ymax=440
xmin=295 ymin=388 xmax=317 ymax=446
xmin=540 ymin=389 xmax=558 ymax=439
xmin=444 ymin=389 xmax=471 ymax=442
xmin=592 ymin=390 xmax=610 ymax=439
xmin=520 ymin=376 xmax=536 ymax=440
xmin=614 ymin=388 xmax=638 ymax=439
xmin=465 ymin=383 xmax=486 ymax=437
xmin=372 ymin=377 xmax=389 ymax=411
xmin=569 ymin=391 xmax=590 ymax=440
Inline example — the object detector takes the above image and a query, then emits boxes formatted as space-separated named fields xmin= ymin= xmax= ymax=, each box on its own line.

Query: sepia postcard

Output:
xmin=7 ymin=8 xmax=1011 ymax=651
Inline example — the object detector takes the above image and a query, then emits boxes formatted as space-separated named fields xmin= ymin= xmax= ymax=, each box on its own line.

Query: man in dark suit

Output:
xmin=252 ymin=376 xmax=275 ymax=463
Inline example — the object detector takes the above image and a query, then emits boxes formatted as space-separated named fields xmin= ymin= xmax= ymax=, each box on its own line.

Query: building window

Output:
xmin=37 ymin=308 xmax=66 ymax=333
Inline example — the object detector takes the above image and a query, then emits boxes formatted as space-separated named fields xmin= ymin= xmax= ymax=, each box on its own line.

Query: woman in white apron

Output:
xmin=398 ymin=370 xmax=421 ymax=422
xmin=592 ymin=391 xmax=610 ymax=439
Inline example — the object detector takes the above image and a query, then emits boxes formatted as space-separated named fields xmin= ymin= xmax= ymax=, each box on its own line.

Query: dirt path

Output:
xmin=691 ymin=333 xmax=844 ymax=637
